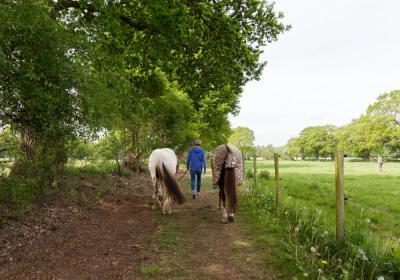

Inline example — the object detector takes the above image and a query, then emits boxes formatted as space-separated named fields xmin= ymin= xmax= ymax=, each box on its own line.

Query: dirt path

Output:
xmin=154 ymin=183 xmax=281 ymax=280
xmin=0 ymin=172 xmax=282 ymax=279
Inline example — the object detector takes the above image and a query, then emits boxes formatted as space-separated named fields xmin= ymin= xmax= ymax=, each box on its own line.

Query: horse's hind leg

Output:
xmin=151 ymin=175 xmax=162 ymax=210
xmin=218 ymin=189 xmax=222 ymax=210
xmin=150 ymin=174 xmax=158 ymax=209
xmin=162 ymin=196 xmax=172 ymax=215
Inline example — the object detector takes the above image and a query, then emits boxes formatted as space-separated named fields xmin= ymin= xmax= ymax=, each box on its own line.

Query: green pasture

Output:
xmin=246 ymin=159 xmax=400 ymax=241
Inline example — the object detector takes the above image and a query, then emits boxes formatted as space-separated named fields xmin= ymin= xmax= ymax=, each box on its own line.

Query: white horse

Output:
xmin=148 ymin=148 xmax=186 ymax=214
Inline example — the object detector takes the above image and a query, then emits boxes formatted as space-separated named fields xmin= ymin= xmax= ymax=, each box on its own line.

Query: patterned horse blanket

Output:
xmin=211 ymin=144 xmax=244 ymax=186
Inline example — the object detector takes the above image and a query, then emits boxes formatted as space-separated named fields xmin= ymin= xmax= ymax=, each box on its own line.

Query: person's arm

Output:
xmin=203 ymin=150 xmax=207 ymax=173
xmin=186 ymin=150 xmax=191 ymax=170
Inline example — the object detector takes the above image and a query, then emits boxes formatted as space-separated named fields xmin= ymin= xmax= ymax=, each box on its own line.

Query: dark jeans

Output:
xmin=190 ymin=169 xmax=202 ymax=193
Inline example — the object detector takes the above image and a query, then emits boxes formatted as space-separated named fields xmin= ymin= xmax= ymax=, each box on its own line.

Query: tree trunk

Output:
xmin=115 ymin=157 xmax=122 ymax=176
xmin=362 ymin=154 xmax=370 ymax=161
xmin=20 ymin=126 xmax=37 ymax=159
xmin=11 ymin=126 xmax=37 ymax=176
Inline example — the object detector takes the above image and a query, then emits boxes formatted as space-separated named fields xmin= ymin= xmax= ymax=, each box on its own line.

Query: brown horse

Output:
xmin=211 ymin=144 xmax=243 ymax=223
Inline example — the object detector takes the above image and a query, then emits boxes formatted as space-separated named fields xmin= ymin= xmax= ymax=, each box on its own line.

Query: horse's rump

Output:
xmin=212 ymin=144 xmax=243 ymax=187
xmin=149 ymin=148 xmax=186 ymax=206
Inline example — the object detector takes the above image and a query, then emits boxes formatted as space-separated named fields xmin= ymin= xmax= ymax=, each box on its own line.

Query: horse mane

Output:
xmin=162 ymin=162 xmax=186 ymax=204
xmin=225 ymin=167 xmax=238 ymax=213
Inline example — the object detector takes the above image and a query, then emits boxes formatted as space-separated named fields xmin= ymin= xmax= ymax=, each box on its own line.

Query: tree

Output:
xmin=0 ymin=1 xmax=88 ymax=182
xmin=285 ymin=138 xmax=301 ymax=160
xmin=337 ymin=115 xmax=399 ymax=160
xmin=256 ymin=144 xmax=275 ymax=159
xmin=0 ymin=126 xmax=19 ymax=159
xmin=52 ymin=0 xmax=288 ymax=148
xmin=229 ymin=127 xmax=255 ymax=155
xmin=367 ymin=90 xmax=400 ymax=121
xmin=296 ymin=125 xmax=338 ymax=159
xmin=366 ymin=90 xmax=400 ymax=155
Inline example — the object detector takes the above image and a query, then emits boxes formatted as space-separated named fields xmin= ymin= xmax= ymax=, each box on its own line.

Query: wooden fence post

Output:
xmin=335 ymin=150 xmax=345 ymax=248
xmin=253 ymin=152 xmax=257 ymax=187
xmin=274 ymin=153 xmax=280 ymax=206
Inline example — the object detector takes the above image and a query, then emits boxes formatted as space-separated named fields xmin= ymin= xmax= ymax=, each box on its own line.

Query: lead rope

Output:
xmin=176 ymin=169 xmax=188 ymax=182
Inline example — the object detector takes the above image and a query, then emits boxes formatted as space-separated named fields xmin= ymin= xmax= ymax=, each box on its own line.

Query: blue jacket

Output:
xmin=186 ymin=146 xmax=206 ymax=171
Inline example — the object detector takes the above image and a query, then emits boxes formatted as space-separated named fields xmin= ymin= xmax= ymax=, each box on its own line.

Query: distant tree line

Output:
xmin=284 ymin=90 xmax=400 ymax=160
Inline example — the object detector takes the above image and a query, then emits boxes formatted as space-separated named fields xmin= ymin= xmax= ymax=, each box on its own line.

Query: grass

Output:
xmin=241 ymin=159 xmax=400 ymax=279
xmin=139 ymin=264 xmax=159 ymax=277
xmin=247 ymin=159 xmax=400 ymax=239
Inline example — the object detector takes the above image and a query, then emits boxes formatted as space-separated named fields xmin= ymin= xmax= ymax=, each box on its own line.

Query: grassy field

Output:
xmin=241 ymin=159 xmax=400 ymax=279
xmin=246 ymin=159 xmax=400 ymax=240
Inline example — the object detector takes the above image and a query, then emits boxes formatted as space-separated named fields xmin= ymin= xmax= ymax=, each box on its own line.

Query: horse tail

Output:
xmin=225 ymin=167 xmax=238 ymax=213
xmin=156 ymin=166 xmax=162 ymax=180
xmin=162 ymin=162 xmax=186 ymax=204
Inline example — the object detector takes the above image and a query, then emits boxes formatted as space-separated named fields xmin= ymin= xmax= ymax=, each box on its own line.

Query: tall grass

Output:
xmin=241 ymin=160 xmax=400 ymax=279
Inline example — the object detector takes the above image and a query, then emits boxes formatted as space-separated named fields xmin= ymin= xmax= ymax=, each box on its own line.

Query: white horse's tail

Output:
xmin=158 ymin=162 xmax=186 ymax=204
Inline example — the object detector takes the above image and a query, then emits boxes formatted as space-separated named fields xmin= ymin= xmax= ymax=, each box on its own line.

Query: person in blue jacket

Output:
xmin=186 ymin=139 xmax=206 ymax=199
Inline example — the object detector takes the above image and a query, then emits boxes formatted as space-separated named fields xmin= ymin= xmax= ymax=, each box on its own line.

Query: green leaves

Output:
xmin=229 ymin=126 xmax=256 ymax=152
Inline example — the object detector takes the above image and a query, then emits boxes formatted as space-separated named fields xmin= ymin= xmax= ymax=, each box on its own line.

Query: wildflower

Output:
xmin=365 ymin=218 xmax=371 ymax=224
xmin=311 ymin=247 xmax=317 ymax=253
xmin=362 ymin=255 xmax=368 ymax=261
xmin=295 ymin=227 xmax=300 ymax=233
xmin=303 ymin=273 xmax=309 ymax=277
xmin=284 ymin=211 xmax=288 ymax=215
xmin=321 ymin=260 xmax=328 ymax=265
xmin=358 ymin=248 xmax=366 ymax=256
xmin=377 ymin=276 xmax=385 ymax=280
xmin=318 ymin=268 xmax=323 ymax=274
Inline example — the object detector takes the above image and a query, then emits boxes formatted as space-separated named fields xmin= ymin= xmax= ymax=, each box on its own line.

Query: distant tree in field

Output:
xmin=296 ymin=125 xmax=338 ymax=159
xmin=367 ymin=90 xmax=400 ymax=121
xmin=337 ymin=114 xmax=400 ymax=159
xmin=256 ymin=145 xmax=275 ymax=159
xmin=229 ymin=127 xmax=255 ymax=154
xmin=257 ymin=145 xmax=286 ymax=159
xmin=285 ymin=138 xmax=301 ymax=160
xmin=366 ymin=90 xmax=400 ymax=155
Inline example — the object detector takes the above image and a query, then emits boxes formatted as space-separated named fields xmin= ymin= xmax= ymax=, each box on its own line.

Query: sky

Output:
xmin=229 ymin=0 xmax=400 ymax=146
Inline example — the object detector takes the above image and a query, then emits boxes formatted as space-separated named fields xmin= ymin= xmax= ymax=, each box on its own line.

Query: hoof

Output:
xmin=228 ymin=216 xmax=235 ymax=223
xmin=222 ymin=218 xmax=228 ymax=223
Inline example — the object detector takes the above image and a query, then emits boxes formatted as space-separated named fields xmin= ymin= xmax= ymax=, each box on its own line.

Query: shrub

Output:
xmin=258 ymin=170 xmax=270 ymax=180
xmin=246 ymin=168 xmax=254 ymax=179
